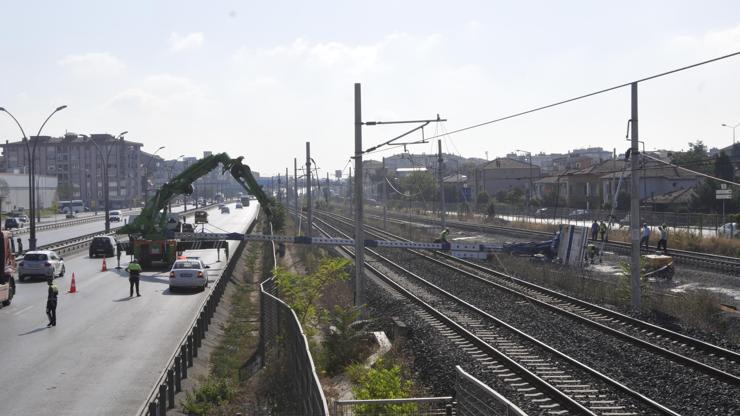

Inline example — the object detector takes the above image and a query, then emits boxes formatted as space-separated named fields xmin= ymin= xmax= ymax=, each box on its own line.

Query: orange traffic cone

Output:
xmin=68 ymin=273 xmax=77 ymax=293
xmin=101 ymin=256 xmax=108 ymax=272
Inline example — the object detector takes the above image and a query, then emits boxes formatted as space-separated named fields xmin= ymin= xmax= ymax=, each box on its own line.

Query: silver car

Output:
xmin=19 ymin=250 xmax=66 ymax=281
xmin=168 ymin=259 xmax=210 ymax=291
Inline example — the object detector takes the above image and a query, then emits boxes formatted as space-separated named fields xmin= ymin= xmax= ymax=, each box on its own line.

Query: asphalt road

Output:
xmin=0 ymin=202 xmax=259 ymax=415
xmin=19 ymin=204 xmax=194 ymax=248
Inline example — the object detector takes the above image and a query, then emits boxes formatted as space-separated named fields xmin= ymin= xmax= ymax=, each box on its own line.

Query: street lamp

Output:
xmin=721 ymin=122 xmax=739 ymax=145
xmin=0 ymin=105 xmax=67 ymax=250
xmin=87 ymin=131 xmax=126 ymax=233
xmin=143 ymin=146 xmax=165 ymax=202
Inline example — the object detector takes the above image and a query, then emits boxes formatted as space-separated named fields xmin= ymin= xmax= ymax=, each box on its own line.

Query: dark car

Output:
xmin=181 ymin=223 xmax=194 ymax=233
xmin=89 ymin=236 xmax=118 ymax=258
xmin=4 ymin=218 xmax=21 ymax=230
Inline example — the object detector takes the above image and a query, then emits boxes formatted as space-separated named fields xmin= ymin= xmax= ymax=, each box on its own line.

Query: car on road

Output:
xmin=533 ymin=207 xmax=551 ymax=217
xmin=220 ymin=206 xmax=230 ymax=214
xmin=89 ymin=236 xmax=118 ymax=258
xmin=16 ymin=215 xmax=29 ymax=224
xmin=235 ymin=203 xmax=243 ymax=209
xmin=567 ymin=209 xmax=592 ymax=220
xmin=168 ymin=258 xmax=210 ymax=291
xmin=18 ymin=250 xmax=65 ymax=281
xmin=181 ymin=223 xmax=194 ymax=233
xmin=65 ymin=212 xmax=77 ymax=219
xmin=109 ymin=210 xmax=122 ymax=222
xmin=718 ymin=222 xmax=739 ymax=238
xmin=4 ymin=218 xmax=21 ymax=230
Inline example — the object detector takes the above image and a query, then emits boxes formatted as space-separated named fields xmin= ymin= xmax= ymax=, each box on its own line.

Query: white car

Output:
xmin=168 ymin=259 xmax=210 ymax=291
xmin=717 ymin=222 xmax=739 ymax=238
xmin=18 ymin=250 xmax=66 ymax=281
xmin=109 ymin=210 xmax=122 ymax=222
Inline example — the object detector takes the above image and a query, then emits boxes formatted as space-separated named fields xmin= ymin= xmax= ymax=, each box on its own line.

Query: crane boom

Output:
xmin=118 ymin=152 xmax=272 ymax=238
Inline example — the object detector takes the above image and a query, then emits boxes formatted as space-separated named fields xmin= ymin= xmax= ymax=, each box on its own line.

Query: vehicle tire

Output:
xmin=59 ymin=265 xmax=66 ymax=277
xmin=169 ymin=286 xmax=175 ymax=293
xmin=18 ymin=274 xmax=25 ymax=283
xmin=89 ymin=252 xmax=95 ymax=258
xmin=1 ymin=279 xmax=13 ymax=306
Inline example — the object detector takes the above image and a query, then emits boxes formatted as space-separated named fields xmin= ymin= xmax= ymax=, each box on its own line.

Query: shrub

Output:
xmin=323 ymin=305 xmax=372 ymax=375
xmin=348 ymin=360 xmax=417 ymax=415
xmin=181 ymin=378 xmax=235 ymax=416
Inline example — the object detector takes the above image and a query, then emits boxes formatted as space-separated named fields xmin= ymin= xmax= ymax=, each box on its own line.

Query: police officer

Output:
xmin=126 ymin=258 xmax=142 ymax=297
xmin=46 ymin=277 xmax=58 ymax=327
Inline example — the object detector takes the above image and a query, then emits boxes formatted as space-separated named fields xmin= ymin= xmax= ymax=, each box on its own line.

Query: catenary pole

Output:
xmin=630 ymin=82 xmax=642 ymax=311
xmin=438 ymin=140 xmax=446 ymax=230
xmin=306 ymin=142 xmax=312 ymax=237
xmin=382 ymin=157 xmax=388 ymax=230
xmin=293 ymin=158 xmax=299 ymax=225
xmin=354 ymin=83 xmax=366 ymax=308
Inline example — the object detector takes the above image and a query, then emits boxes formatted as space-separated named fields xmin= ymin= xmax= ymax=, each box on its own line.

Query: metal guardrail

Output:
xmin=259 ymin=222 xmax=329 ymax=415
xmin=455 ymin=366 xmax=527 ymax=416
xmin=136 ymin=208 xmax=253 ymax=416
xmin=334 ymin=397 xmax=454 ymax=416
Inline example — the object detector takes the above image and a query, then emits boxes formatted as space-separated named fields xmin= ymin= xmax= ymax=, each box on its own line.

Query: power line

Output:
xmin=426 ymin=51 xmax=740 ymax=141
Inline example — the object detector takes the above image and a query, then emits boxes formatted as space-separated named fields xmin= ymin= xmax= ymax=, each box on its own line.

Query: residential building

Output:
xmin=476 ymin=157 xmax=541 ymax=199
xmin=1 ymin=133 xmax=144 ymax=209
xmin=600 ymin=159 xmax=700 ymax=204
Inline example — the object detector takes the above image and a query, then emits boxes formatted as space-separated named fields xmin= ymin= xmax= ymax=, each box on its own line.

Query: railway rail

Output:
xmin=319 ymin=211 xmax=740 ymax=385
xmin=360 ymin=209 xmax=740 ymax=276
xmin=307 ymin=212 xmax=682 ymax=415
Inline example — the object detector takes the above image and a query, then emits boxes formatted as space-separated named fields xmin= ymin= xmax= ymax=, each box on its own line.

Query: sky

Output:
xmin=1 ymin=0 xmax=739 ymax=177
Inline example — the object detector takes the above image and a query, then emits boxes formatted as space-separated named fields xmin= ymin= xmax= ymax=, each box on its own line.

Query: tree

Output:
xmin=670 ymin=140 xmax=711 ymax=174
xmin=476 ymin=191 xmax=490 ymax=206
xmin=714 ymin=151 xmax=734 ymax=181
xmin=399 ymin=172 xmax=437 ymax=202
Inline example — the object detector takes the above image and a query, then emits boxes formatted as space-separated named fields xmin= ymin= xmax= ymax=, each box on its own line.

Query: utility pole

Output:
xmin=629 ymin=82 xmax=642 ymax=311
xmin=438 ymin=140 xmax=446 ymax=230
xmin=382 ymin=157 xmax=388 ymax=230
xmin=286 ymin=167 xmax=290 ymax=209
xmin=348 ymin=167 xmax=353 ymax=217
xmin=294 ymin=158 xmax=299 ymax=222
xmin=306 ymin=142 xmax=312 ymax=237
xmin=354 ymin=83 xmax=366 ymax=308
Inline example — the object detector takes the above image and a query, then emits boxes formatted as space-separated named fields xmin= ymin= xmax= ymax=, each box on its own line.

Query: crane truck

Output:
xmin=0 ymin=231 xmax=18 ymax=306
xmin=117 ymin=153 xmax=273 ymax=269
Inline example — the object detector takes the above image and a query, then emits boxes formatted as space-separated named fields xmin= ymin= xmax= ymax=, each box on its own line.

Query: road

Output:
xmin=0 ymin=202 xmax=258 ymax=415
xmin=16 ymin=204 xmax=196 ymax=248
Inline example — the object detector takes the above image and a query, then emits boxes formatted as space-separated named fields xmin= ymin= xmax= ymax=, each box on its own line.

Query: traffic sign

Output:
xmin=716 ymin=189 xmax=732 ymax=200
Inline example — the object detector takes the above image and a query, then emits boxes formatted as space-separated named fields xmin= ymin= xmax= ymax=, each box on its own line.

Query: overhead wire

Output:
xmin=424 ymin=51 xmax=740 ymax=141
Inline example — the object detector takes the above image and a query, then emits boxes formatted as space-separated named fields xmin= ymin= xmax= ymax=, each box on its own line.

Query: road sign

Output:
xmin=716 ymin=189 xmax=732 ymax=200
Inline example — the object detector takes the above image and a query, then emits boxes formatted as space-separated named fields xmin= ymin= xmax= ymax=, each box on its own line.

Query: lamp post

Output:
xmin=0 ymin=105 xmax=67 ymax=250
xmin=721 ymin=122 xmax=739 ymax=145
xmin=143 ymin=146 xmax=165 ymax=202
xmin=87 ymin=131 xmax=127 ymax=233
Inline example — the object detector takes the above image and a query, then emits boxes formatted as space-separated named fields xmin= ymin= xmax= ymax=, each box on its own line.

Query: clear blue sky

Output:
xmin=1 ymin=0 xmax=739 ymax=175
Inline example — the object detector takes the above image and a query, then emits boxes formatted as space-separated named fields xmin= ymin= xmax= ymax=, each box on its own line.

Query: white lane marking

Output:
xmin=12 ymin=305 xmax=34 ymax=316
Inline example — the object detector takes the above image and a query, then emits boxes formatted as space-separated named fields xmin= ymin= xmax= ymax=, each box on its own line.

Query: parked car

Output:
xmin=168 ymin=259 xmax=210 ymax=291
xmin=717 ymin=222 xmax=739 ymax=238
xmin=533 ymin=208 xmax=550 ymax=217
xmin=181 ymin=223 xmax=194 ymax=233
xmin=4 ymin=218 xmax=21 ymax=230
xmin=235 ymin=203 xmax=243 ymax=209
xmin=109 ymin=210 xmax=122 ymax=222
xmin=567 ymin=209 xmax=592 ymax=220
xmin=18 ymin=250 xmax=65 ymax=281
xmin=89 ymin=236 xmax=118 ymax=258
xmin=220 ymin=206 xmax=230 ymax=214
xmin=16 ymin=215 xmax=29 ymax=224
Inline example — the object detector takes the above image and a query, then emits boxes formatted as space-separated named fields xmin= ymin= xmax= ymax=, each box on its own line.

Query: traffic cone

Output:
xmin=68 ymin=273 xmax=77 ymax=293
xmin=101 ymin=256 xmax=108 ymax=272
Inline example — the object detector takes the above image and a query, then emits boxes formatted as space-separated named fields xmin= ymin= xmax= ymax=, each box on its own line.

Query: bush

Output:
xmin=323 ymin=305 xmax=371 ymax=375
xmin=476 ymin=191 xmax=490 ymax=206
xmin=181 ymin=378 xmax=235 ymax=416
xmin=348 ymin=360 xmax=417 ymax=415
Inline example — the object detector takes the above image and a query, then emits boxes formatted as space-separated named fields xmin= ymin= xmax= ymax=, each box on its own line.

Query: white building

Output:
xmin=0 ymin=172 xmax=58 ymax=213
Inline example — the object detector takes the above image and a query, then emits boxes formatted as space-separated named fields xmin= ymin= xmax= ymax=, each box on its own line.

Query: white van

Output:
xmin=109 ymin=210 xmax=123 ymax=222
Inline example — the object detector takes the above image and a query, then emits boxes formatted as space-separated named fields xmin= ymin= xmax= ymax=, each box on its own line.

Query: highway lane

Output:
xmin=17 ymin=204 xmax=204 ymax=249
xmin=0 ymin=201 xmax=259 ymax=415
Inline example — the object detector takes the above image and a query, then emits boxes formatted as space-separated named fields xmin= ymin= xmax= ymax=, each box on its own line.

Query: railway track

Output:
xmin=321 ymin=211 xmax=740 ymax=384
xmin=360 ymin=210 xmax=740 ymax=276
xmin=308 ymin=213 xmax=682 ymax=415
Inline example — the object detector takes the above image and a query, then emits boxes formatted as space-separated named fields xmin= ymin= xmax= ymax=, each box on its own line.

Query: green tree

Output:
xmin=274 ymin=258 xmax=351 ymax=328
xmin=714 ymin=151 xmax=734 ymax=181
xmin=323 ymin=305 xmax=371 ymax=375
xmin=670 ymin=140 xmax=711 ymax=174
xmin=476 ymin=191 xmax=490 ymax=206
xmin=399 ymin=172 xmax=437 ymax=202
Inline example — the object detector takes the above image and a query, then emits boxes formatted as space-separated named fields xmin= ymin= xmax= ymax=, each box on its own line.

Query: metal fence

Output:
xmin=259 ymin=223 xmax=330 ymax=415
xmin=136 ymin=213 xmax=253 ymax=416
xmin=334 ymin=397 xmax=454 ymax=416
xmin=455 ymin=366 xmax=527 ymax=416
